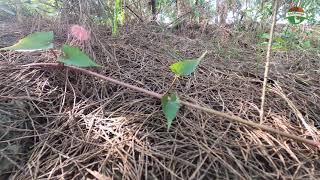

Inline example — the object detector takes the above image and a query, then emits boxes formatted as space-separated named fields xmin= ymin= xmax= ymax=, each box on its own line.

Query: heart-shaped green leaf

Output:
xmin=170 ymin=51 xmax=207 ymax=76
xmin=58 ymin=44 xmax=101 ymax=67
xmin=161 ymin=92 xmax=180 ymax=129
xmin=0 ymin=31 xmax=54 ymax=52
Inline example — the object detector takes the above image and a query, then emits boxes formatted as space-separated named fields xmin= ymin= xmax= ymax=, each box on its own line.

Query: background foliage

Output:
xmin=1 ymin=0 xmax=319 ymax=25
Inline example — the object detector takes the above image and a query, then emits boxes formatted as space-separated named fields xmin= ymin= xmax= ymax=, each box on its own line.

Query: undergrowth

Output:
xmin=0 ymin=20 xmax=320 ymax=179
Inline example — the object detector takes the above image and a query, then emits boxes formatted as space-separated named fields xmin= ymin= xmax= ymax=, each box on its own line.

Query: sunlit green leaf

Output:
xmin=58 ymin=44 xmax=101 ymax=67
xmin=274 ymin=37 xmax=285 ymax=44
xmin=302 ymin=40 xmax=311 ymax=48
xmin=0 ymin=31 xmax=53 ymax=52
xmin=170 ymin=59 xmax=200 ymax=76
xmin=112 ymin=0 xmax=123 ymax=36
xmin=170 ymin=51 xmax=207 ymax=76
xmin=272 ymin=42 xmax=283 ymax=50
xmin=259 ymin=33 xmax=270 ymax=40
xmin=161 ymin=92 xmax=180 ymax=129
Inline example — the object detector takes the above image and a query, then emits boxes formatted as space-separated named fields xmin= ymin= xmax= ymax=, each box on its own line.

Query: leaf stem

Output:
xmin=164 ymin=75 xmax=179 ymax=95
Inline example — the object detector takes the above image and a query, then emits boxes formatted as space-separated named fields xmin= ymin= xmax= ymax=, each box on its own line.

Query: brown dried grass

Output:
xmin=0 ymin=21 xmax=320 ymax=179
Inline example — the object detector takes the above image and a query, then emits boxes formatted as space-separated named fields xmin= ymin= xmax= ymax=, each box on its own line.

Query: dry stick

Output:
xmin=260 ymin=0 xmax=279 ymax=123
xmin=50 ymin=49 xmax=58 ymax=59
xmin=21 ymin=63 xmax=320 ymax=148
xmin=271 ymin=83 xmax=319 ymax=141
xmin=164 ymin=75 xmax=179 ymax=95
xmin=125 ymin=5 xmax=144 ymax=22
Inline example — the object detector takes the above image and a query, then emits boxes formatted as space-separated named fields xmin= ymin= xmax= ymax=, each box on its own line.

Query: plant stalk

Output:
xmin=164 ymin=75 xmax=178 ymax=95
xmin=260 ymin=0 xmax=279 ymax=123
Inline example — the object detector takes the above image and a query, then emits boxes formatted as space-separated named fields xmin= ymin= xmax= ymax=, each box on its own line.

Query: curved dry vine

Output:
xmin=22 ymin=62 xmax=320 ymax=148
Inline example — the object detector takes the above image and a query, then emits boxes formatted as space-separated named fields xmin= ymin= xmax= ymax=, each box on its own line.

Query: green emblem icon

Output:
xmin=286 ymin=7 xmax=306 ymax=24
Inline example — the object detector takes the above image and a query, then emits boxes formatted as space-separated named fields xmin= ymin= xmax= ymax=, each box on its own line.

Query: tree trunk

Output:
xmin=150 ymin=0 xmax=156 ymax=21
xmin=14 ymin=0 xmax=22 ymax=23
xmin=215 ymin=0 xmax=219 ymax=24
xmin=219 ymin=0 xmax=227 ymax=25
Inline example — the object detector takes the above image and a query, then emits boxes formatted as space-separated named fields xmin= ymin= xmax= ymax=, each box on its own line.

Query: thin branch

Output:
xmin=125 ymin=5 xmax=144 ymax=22
xmin=260 ymin=0 xmax=279 ymax=123
xmin=271 ymin=82 xmax=319 ymax=141
xmin=22 ymin=63 xmax=162 ymax=99
xmin=21 ymin=62 xmax=320 ymax=148
xmin=50 ymin=49 xmax=58 ymax=59
xmin=164 ymin=75 xmax=178 ymax=95
xmin=165 ymin=0 xmax=212 ymax=28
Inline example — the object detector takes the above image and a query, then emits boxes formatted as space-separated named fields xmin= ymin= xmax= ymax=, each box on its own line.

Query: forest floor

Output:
xmin=0 ymin=20 xmax=320 ymax=179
